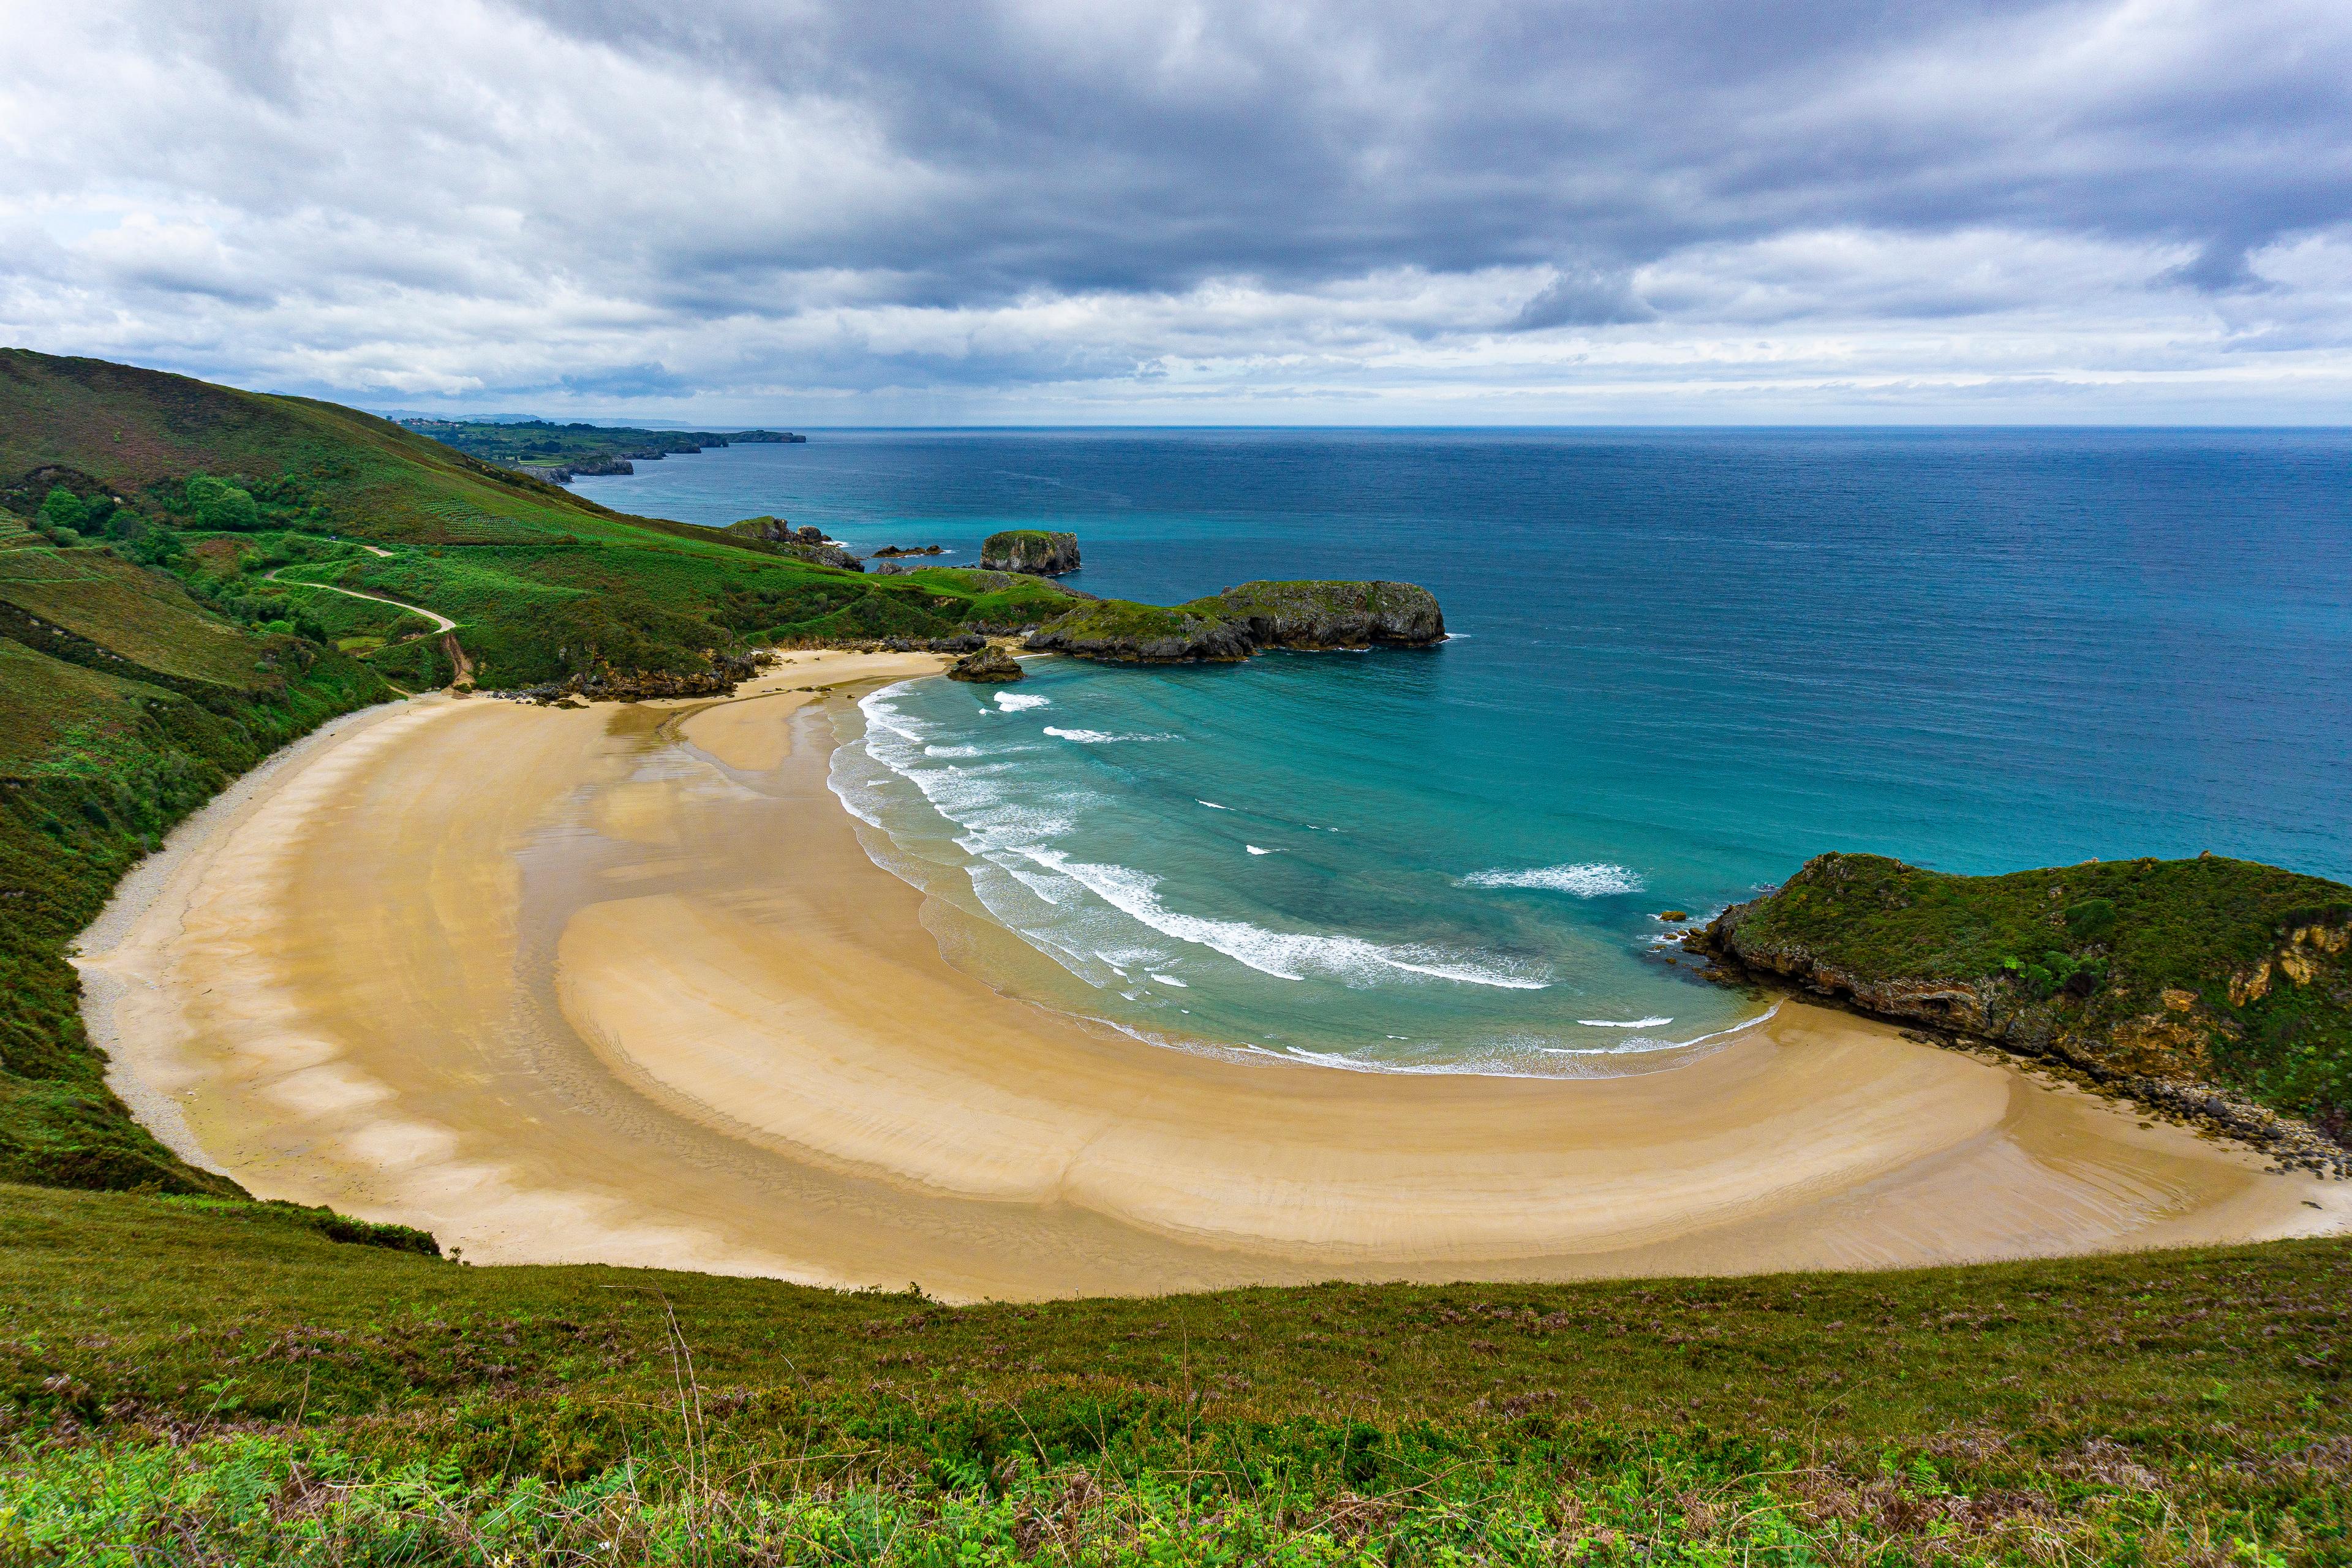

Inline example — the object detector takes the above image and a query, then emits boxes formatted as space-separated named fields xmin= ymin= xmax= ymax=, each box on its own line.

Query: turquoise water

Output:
xmin=573 ymin=429 xmax=2352 ymax=1072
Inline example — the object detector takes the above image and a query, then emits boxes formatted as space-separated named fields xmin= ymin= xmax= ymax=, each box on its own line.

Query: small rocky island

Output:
xmin=981 ymin=529 xmax=1081 ymax=576
xmin=1687 ymin=851 xmax=2351 ymax=1174
xmin=945 ymin=645 xmax=1024 ymax=682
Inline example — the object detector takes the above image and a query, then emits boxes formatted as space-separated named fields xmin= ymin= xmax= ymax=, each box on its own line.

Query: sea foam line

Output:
xmin=1460 ymin=862 xmax=1645 ymax=896
xmin=1020 ymin=849 xmax=1548 ymax=990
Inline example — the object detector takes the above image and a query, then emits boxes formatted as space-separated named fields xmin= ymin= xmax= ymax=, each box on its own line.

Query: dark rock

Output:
xmin=980 ymin=530 xmax=1081 ymax=576
xmin=945 ymin=645 xmax=1024 ymax=682
xmin=723 ymin=516 xmax=862 ymax=570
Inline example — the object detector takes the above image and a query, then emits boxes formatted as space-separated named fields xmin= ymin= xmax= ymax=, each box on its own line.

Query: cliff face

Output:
xmin=980 ymin=530 xmax=1081 ymax=576
xmin=1689 ymin=851 xmax=2351 ymax=1169
xmin=1025 ymin=579 xmax=1444 ymax=663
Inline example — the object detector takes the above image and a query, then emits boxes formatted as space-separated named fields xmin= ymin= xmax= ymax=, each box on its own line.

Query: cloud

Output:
xmin=0 ymin=0 xmax=2348 ymax=420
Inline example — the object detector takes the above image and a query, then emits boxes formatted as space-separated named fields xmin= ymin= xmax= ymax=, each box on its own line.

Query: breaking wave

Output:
xmin=1460 ymin=862 xmax=1645 ymax=897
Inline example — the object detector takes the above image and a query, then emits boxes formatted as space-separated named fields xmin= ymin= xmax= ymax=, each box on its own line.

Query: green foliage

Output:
xmin=38 ymin=486 xmax=86 ymax=533
xmin=1 ymin=1183 xmax=2347 ymax=1564
xmin=184 ymin=475 xmax=260 ymax=532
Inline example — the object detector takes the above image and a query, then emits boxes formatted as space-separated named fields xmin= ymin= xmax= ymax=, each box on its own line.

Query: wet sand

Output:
xmin=74 ymin=652 xmax=2350 ymax=1300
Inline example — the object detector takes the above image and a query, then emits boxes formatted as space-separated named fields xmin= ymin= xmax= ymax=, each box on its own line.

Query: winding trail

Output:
xmin=268 ymin=567 xmax=457 ymax=634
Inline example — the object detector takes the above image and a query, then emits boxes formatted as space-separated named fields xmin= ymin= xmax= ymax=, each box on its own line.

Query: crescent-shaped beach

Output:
xmin=72 ymin=655 xmax=2348 ymax=1301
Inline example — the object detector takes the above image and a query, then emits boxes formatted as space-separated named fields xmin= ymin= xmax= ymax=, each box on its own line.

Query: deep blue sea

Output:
xmin=573 ymin=430 xmax=2352 ymax=1074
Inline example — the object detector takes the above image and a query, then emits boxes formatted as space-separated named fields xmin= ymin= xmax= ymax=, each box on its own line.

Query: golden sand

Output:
xmin=74 ymin=651 xmax=2350 ymax=1300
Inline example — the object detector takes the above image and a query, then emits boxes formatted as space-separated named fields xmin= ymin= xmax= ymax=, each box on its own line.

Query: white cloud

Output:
xmin=0 ymin=0 xmax=2348 ymax=421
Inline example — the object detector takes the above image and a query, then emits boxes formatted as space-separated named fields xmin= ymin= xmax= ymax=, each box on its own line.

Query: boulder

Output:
xmin=946 ymin=645 xmax=1024 ymax=682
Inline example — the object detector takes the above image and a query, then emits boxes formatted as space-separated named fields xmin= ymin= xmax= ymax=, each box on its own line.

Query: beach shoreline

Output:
xmin=72 ymin=654 xmax=2352 ymax=1301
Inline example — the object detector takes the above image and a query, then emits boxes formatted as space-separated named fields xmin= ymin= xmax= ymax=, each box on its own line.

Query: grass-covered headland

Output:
xmin=4 ymin=1185 xmax=2349 ymax=1566
xmin=1694 ymin=853 xmax=2352 ymax=1170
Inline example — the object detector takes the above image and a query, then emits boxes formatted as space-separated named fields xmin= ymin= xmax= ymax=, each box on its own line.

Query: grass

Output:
xmin=1 ymin=1183 xmax=2348 ymax=1563
xmin=1710 ymin=853 xmax=2352 ymax=1136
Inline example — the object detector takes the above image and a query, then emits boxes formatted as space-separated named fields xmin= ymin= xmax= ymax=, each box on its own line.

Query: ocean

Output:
xmin=571 ymin=428 xmax=2352 ymax=1074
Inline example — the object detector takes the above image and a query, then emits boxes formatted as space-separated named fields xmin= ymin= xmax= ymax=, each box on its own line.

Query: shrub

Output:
xmin=185 ymin=475 xmax=260 ymax=532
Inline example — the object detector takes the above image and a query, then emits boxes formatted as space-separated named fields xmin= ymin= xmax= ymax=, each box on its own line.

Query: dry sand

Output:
xmin=74 ymin=651 xmax=2350 ymax=1300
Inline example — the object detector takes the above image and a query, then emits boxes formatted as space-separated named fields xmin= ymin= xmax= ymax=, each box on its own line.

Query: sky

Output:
xmin=4 ymin=0 xmax=2350 ymax=425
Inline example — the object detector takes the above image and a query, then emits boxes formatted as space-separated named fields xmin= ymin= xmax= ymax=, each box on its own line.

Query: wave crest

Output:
xmin=1460 ymin=862 xmax=1644 ymax=897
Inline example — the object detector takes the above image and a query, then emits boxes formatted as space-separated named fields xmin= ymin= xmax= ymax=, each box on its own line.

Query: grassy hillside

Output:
xmin=0 ymin=350 xmax=1091 ymax=688
xmin=0 ymin=536 xmax=392 ymax=1197
xmin=1699 ymin=853 xmax=2352 ymax=1148
xmin=2 ymin=1185 xmax=2346 ymax=1563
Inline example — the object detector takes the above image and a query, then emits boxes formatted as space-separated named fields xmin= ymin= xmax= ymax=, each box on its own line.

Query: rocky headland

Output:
xmin=981 ymin=529 xmax=1081 ymax=576
xmin=1686 ymin=851 xmax=2352 ymax=1174
xmin=723 ymin=516 xmax=863 ymax=571
xmin=1026 ymin=579 xmax=1445 ymax=663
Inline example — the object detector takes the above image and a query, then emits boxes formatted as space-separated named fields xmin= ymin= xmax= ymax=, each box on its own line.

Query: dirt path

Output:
xmin=267 ymin=568 xmax=458 ymax=635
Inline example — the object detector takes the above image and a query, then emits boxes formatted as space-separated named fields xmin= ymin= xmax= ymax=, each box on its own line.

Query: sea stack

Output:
xmin=946 ymin=645 xmax=1025 ymax=682
xmin=980 ymin=529 xmax=1081 ymax=576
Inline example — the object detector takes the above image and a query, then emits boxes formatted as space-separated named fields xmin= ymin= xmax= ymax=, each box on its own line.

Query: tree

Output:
xmin=185 ymin=475 xmax=260 ymax=531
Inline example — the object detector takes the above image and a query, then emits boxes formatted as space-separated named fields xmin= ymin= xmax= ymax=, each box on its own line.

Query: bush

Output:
xmin=37 ymin=486 xmax=87 ymax=532
xmin=185 ymin=475 xmax=260 ymax=532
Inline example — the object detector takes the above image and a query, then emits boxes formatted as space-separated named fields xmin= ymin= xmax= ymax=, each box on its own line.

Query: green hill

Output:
xmin=0 ymin=350 xmax=1098 ymax=690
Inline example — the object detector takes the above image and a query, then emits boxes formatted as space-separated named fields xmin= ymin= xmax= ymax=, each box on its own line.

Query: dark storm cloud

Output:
xmin=508 ymin=0 xmax=2352 ymax=300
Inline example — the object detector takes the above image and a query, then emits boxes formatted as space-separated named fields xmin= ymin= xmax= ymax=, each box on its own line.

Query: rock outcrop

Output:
xmin=515 ymin=651 xmax=772 ymax=705
xmin=945 ymin=645 xmax=1024 ymax=682
xmin=980 ymin=530 xmax=1081 ymax=576
xmin=1026 ymin=579 xmax=1444 ymax=663
xmin=723 ymin=516 xmax=862 ymax=571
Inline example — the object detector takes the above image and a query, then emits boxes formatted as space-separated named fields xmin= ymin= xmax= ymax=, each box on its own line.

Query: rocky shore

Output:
xmin=723 ymin=516 xmax=862 ymax=570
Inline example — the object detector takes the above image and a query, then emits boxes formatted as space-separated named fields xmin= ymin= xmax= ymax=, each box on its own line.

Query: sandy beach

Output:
xmin=72 ymin=652 xmax=2350 ymax=1300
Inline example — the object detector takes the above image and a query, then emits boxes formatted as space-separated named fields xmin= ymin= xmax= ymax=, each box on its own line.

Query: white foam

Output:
xmin=1460 ymin=862 xmax=1645 ymax=897
xmin=1197 ymin=799 xmax=1229 ymax=810
xmin=1019 ymin=849 xmax=1548 ymax=990
xmin=1044 ymin=726 xmax=1179 ymax=744
xmin=1577 ymin=1016 xmax=1673 ymax=1028
xmin=1148 ymin=973 xmax=1188 ymax=987
xmin=993 ymin=693 xmax=1049 ymax=711
xmin=924 ymin=744 xmax=982 ymax=758
xmin=1245 ymin=845 xmax=1278 ymax=856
